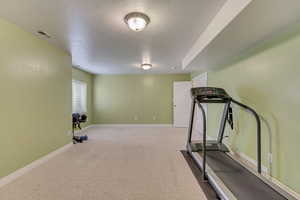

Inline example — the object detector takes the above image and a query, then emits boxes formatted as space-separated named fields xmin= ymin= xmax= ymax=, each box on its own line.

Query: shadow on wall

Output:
xmin=233 ymin=86 xmax=281 ymax=179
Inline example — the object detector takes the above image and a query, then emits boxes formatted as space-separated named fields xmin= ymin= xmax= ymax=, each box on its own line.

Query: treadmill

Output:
xmin=186 ymin=87 xmax=295 ymax=200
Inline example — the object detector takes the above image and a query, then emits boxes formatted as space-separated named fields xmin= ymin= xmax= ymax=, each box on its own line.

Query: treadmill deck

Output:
xmin=194 ymin=151 xmax=287 ymax=200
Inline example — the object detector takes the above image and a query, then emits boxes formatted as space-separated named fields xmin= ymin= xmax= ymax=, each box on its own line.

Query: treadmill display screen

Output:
xmin=191 ymin=87 xmax=230 ymax=100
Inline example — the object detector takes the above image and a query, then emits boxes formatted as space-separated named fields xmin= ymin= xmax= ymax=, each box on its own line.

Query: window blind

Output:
xmin=72 ymin=80 xmax=87 ymax=114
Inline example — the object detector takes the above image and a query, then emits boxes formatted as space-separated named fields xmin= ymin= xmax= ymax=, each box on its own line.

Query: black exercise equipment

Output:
xmin=186 ymin=87 xmax=294 ymax=200
xmin=72 ymin=113 xmax=88 ymax=144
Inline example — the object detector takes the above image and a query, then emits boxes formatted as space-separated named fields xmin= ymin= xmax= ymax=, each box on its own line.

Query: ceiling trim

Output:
xmin=182 ymin=0 xmax=252 ymax=70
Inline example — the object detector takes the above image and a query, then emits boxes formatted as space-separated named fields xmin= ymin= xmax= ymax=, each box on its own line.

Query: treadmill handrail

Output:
xmin=231 ymin=98 xmax=262 ymax=174
xmin=187 ymin=99 xmax=196 ymax=144
xmin=195 ymin=99 xmax=207 ymax=180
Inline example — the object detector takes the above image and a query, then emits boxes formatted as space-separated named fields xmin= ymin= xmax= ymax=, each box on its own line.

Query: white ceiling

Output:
xmin=184 ymin=0 xmax=300 ymax=71
xmin=0 ymin=0 xmax=226 ymax=74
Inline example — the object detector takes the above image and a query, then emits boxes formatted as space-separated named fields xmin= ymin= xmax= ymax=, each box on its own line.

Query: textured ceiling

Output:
xmin=0 ymin=0 xmax=226 ymax=74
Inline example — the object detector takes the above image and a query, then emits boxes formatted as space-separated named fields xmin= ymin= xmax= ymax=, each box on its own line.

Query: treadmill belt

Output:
xmin=202 ymin=151 xmax=287 ymax=200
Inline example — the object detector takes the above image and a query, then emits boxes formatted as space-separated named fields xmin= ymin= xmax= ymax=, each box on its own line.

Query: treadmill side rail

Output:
xmin=188 ymin=150 xmax=237 ymax=200
xmin=226 ymin=153 xmax=298 ymax=200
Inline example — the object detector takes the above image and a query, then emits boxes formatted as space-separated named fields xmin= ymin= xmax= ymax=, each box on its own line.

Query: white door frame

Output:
xmin=192 ymin=72 xmax=207 ymax=86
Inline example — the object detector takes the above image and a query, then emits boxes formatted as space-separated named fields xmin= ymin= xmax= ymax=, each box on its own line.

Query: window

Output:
xmin=72 ymin=80 xmax=87 ymax=114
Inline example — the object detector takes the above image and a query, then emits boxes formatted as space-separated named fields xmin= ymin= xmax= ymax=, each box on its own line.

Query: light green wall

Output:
xmin=205 ymin=27 xmax=300 ymax=193
xmin=0 ymin=18 xmax=72 ymax=178
xmin=72 ymin=67 xmax=94 ymax=126
xmin=93 ymin=74 xmax=190 ymax=124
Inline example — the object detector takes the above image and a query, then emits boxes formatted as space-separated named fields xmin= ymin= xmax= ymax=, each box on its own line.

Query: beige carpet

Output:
xmin=0 ymin=127 xmax=207 ymax=200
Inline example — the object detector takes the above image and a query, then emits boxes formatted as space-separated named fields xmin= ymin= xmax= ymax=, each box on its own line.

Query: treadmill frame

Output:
xmin=186 ymin=89 xmax=262 ymax=199
xmin=187 ymin=96 xmax=262 ymax=177
xmin=186 ymin=88 xmax=296 ymax=200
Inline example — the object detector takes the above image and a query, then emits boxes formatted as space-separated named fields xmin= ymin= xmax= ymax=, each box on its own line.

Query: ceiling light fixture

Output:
xmin=141 ymin=63 xmax=152 ymax=70
xmin=124 ymin=12 xmax=150 ymax=32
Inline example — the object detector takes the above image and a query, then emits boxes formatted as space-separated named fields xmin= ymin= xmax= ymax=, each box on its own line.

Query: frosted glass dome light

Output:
xmin=124 ymin=12 xmax=150 ymax=32
xmin=141 ymin=63 xmax=152 ymax=70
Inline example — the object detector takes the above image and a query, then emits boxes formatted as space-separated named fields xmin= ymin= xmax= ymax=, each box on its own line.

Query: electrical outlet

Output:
xmin=134 ymin=115 xmax=138 ymax=121
xmin=152 ymin=116 xmax=156 ymax=121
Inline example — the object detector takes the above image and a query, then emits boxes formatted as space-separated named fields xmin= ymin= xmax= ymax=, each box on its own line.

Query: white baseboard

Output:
xmin=73 ymin=125 xmax=93 ymax=135
xmin=234 ymin=151 xmax=300 ymax=199
xmin=0 ymin=143 xmax=73 ymax=188
xmin=271 ymin=177 xmax=300 ymax=200
xmin=237 ymin=152 xmax=269 ymax=174
xmin=91 ymin=124 xmax=173 ymax=128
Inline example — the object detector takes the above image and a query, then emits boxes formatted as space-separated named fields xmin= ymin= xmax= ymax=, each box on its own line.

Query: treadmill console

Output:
xmin=191 ymin=87 xmax=230 ymax=100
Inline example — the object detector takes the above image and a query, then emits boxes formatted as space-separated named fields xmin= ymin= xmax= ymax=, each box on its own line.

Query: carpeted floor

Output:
xmin=0 ymin=126 xmax=207 ymax=200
